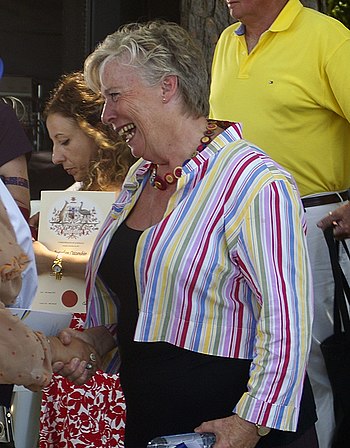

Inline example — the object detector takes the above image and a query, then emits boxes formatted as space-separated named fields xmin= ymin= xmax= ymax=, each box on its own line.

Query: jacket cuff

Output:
xmin=234 ymin=392 xmax=299 ymax=432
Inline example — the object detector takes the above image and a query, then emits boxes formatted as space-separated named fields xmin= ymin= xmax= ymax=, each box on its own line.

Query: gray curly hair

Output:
xmin=84 ymin=20 xmax=209 ymax=118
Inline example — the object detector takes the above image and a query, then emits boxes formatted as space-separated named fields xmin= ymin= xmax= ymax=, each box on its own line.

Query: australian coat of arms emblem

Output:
xmin=49 ymin=196 xmax=100 ymax=239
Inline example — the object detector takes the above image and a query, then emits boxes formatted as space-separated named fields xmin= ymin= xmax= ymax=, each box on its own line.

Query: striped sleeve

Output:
xmin=234 ymin=179 xmax=313 ymax=430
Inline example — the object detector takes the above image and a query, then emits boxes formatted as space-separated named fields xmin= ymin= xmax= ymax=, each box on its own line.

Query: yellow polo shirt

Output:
xmin=210 ymin=0 xmax=350 ymax=196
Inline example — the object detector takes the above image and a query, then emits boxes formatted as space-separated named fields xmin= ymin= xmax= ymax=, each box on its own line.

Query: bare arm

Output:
xmin=0 ymin=155 xmax=30 ymax=216
xmin=0 ymin=303 xmax=99 ymax=390
xmin=33 ymin=240 xmax=88 ymax=278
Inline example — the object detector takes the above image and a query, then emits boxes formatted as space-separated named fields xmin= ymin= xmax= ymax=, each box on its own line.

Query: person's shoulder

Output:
xmin=219 ymin=138 xmax=265 ymax=168
xmin=214 ymin=139 xmax=297 ymax=201
xmin=301 ymin=7 xmax=350 ymax=38
xmin=218 ymin=22 xmax=241 ymax=40
xmin=0 ymin=101 xmax=17 ymax=123
xmin=0 ymin=101 xmax=31 ymax=142
xmin=0 ymin=101 xmax=11 ymax=113
xmin=220 ymin=138 xmax=290 ymax=177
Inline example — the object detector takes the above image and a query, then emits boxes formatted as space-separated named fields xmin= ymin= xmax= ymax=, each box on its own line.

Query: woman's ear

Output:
xmin=161 ymin=75 xmax=178 ymax=102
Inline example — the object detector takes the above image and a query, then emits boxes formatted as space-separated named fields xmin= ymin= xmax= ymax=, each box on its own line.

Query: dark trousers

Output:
xmin=0 ymin=385 xmax=13 ymax=408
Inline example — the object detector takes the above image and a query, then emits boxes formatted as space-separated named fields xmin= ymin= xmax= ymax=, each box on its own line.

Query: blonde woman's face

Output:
xmin=47 ymin=113 xmax=99 ymax=182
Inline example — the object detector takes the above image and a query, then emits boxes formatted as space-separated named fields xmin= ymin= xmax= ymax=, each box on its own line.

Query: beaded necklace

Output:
xmin=149 ymin=119 xmax=230 ymax=190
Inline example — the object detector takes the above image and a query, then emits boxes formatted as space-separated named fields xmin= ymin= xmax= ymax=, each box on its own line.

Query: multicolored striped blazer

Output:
xmin=85 ymin=123 xmax=313 ymax=431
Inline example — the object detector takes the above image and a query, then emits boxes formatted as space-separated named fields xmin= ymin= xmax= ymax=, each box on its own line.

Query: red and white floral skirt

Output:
xmin=39 ymin=314 xmax=126 ymax=448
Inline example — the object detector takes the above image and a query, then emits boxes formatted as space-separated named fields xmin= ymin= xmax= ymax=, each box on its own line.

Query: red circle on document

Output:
xmin=61 ymin=290 xmax=78 ymax=308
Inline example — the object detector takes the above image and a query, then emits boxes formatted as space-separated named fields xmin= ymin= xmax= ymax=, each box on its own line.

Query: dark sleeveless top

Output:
xmin=98 ymin=221 xmax=317 ymax=448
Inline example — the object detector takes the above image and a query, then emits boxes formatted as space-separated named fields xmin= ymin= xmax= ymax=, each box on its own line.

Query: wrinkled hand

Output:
xmin=317 ymin=203 xmax=350 ymax=240
xmin=195 ymin=414 xmax=260 ymax=448
xmin=51 ymin=328 xmax=100 ymax=385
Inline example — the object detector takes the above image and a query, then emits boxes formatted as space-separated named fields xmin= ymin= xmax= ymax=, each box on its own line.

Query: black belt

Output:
xmin=302 ymin=190 xmax=349 ymax=208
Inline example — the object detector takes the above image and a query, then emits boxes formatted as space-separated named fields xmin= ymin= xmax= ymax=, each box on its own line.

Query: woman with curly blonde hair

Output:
xmin=32 ymin=71 xmax=135 ymax=276
xmin=44 ymin=70 xmax=134 ymax=191
xmin=32 ymin=71 xmax=131 ymax=447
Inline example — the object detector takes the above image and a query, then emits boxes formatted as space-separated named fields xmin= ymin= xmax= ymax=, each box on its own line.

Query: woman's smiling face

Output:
xmin=100 ymin=58 xmax=163 ymax=161
xmin=47 ymin=113 xmax=99 ymax=182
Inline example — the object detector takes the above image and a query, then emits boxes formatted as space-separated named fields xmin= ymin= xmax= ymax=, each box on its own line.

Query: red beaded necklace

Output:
xmin=149 ymin=120 xmax=226 ymax=191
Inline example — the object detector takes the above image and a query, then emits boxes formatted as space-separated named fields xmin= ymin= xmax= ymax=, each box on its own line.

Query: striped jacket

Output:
xmin=85 ymin=124 xmax=313 ymax=431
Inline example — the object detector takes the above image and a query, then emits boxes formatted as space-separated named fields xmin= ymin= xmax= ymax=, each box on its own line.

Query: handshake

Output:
xmin=48 ymin=327 xmax=107 ymax=385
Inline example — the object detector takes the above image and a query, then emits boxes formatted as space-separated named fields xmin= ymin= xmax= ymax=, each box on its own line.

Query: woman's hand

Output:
xmin=33 ymin=240 xmax=55 ymax=274
xmin=50 ymin=329 xmax=100 ymax=385
xmin=195 ymin=414 xmax=261 ymax=448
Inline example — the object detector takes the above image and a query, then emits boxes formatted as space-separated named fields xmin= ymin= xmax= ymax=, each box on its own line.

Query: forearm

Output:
xmin=5 ymin=184 xmax=30 ymax=216
xmin=51 ymin=252 xmax=88 ymax=278
xmin=34 ymin=241 xmax=88 ymax=278
xmin=0 ymin=305 xmax=52 ymax=389
xmin=0 ymin=155 xmax=30 ymax=214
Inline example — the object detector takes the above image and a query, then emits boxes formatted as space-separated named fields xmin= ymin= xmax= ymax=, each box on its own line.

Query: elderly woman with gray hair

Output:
xmin=54 ymin=20 xmax=318 ymax=448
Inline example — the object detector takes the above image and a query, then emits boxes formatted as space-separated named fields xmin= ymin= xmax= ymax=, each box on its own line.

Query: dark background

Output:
xmin=0 ymin=0 xmax=180 ymax=151
xmin=0 ymin=0 xmax=180 ymax=82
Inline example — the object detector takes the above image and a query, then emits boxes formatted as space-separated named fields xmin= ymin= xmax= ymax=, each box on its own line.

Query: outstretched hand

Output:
xmin=317 ymin=203 xmax=350 ymax=239
xmin=51 ymin=328 xmax=100 ymax=385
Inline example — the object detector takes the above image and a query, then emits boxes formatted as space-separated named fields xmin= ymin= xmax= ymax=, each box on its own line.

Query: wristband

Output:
xmin=0 ymin=176 xmax=29 ymax=188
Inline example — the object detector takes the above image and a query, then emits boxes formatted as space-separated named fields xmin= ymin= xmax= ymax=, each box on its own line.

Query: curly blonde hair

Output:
xmin=44 ymin=71 xmax=135 ymax=191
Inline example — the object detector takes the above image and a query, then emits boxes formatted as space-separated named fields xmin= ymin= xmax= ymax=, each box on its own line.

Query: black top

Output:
xmin=99 ymin=221 xmax=317 ymax=448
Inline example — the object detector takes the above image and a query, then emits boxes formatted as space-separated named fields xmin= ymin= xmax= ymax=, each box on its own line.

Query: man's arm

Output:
xmin=0 ymin=155 xmax=31 ymax=219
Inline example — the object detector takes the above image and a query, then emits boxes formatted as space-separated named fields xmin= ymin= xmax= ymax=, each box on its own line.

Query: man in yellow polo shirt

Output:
xmin=210 ymin=1 xmax=350 ymax=447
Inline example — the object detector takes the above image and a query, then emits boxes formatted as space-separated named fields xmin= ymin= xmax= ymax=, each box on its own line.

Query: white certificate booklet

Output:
xmin=32 ymin=190 xmax=116 ymax=313
xmin=8 ymin=308 xmax=72 ymax=336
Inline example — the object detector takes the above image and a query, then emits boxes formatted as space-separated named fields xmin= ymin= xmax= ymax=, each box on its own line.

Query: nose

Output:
xmin=51 ymin=146 xmax=65 ymax=165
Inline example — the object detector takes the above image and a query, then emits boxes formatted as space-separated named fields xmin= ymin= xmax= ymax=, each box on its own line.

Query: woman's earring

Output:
xmin=162 ymin=97 xmax=166 ymax=103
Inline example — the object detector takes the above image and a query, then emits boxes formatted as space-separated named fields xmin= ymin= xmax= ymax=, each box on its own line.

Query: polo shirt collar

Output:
xmin=235 ymin=0 xmax=303 ymax=35
xmin=270 ymin=0 xmax=303 ymax=32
